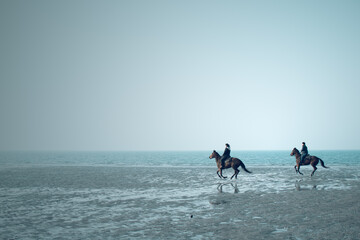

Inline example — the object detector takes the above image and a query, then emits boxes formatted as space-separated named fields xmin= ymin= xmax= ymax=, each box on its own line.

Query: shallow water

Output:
xmin=0 ymin=152 xmax=360 ymax=239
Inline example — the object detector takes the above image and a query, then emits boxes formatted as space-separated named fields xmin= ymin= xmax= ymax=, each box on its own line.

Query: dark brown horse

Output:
xmin=209 ymin=150 xmax=251 ymax=179
xmin=290 ymin=148 xmax=328 ymax=176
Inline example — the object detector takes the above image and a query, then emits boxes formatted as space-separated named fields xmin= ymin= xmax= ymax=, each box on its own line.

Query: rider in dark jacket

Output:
xmin=220 ymin=143 xmax=231 ymax=168
xmin=300 ymin=142 xmax=308 ymax=164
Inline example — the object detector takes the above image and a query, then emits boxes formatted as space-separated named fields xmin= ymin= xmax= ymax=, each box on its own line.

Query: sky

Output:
xmin=0 ymin=0 xmax=360 ymax=151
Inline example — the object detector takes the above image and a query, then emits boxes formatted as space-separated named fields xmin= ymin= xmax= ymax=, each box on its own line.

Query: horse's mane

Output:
xmin=293 ymin=148 xmax=300 ymax=154
xmin=213 ymin=150 xmax=220 ymax=156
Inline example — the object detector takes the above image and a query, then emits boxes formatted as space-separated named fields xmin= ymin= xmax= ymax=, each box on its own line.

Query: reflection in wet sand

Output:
xmin=217 ymin=183 xmax=239 ymax=194
xmin=295 ymin=180 xmax=318 ymax=191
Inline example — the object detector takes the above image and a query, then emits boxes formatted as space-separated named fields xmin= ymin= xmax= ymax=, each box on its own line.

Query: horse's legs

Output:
xmin=217 ymin=169 xmax=226 ymax=179
xmin=311 ymin=165 xmax=317 ymax=177
xmin=297 ymin=164 xmax=303 ymax=175
xmin=294 ymin=165 xmax=298 ymax=173
xmin=216 ymin=170 xmax=222 ymax=179
xmin=230 ymin=169 xmax=239 ymax=180
xmin=219 ymin=168 xmax=227 ymax=179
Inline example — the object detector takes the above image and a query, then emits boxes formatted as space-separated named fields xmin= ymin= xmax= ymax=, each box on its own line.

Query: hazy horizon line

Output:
xmin=1 ymin=149 xmax=360 ymax=152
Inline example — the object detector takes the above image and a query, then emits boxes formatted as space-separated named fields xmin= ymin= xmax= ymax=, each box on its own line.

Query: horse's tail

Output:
xmin=240 ymin=161 xmax=252 ymax=173
xmin=319 ymin=158 xmax=329 ymax=168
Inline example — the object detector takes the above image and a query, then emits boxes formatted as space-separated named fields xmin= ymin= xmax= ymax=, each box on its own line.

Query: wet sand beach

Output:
xmin=1 ymin=164 xmax=359 ymax=239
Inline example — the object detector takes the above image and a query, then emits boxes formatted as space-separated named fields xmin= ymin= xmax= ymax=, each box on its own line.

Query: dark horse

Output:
xmin=290 ymin=148 xmax=328 ymax=176
xmin=209 ymin=150 xmax=251 ymax=179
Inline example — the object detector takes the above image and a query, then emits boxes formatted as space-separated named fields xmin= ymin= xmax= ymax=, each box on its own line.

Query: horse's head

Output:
xmin=290 ymin=148 xmax=299 ymax=156
xmin=209 ymin=150 xmax=219 ymax=159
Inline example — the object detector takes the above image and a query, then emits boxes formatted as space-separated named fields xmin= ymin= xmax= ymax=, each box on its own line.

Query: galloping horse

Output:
xmin=209 ymin=150 xmax=251 ymax=179
xmin=290 ymin=148 xmax=328 ymax=176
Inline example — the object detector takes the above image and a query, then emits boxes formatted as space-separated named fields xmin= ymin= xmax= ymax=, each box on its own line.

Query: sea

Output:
xmin=1 ymin=150 xmax=359 ymax=240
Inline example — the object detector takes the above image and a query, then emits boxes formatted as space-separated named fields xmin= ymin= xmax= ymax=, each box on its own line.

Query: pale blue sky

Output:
xmin=1 ymin=0 xmax=359 ymax=151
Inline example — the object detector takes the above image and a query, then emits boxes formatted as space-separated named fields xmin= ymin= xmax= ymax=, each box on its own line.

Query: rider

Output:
xmin=300 ymin=142 xmax=308 ymax=164
xmin=220 ymin=143 xmax=231 ymax=168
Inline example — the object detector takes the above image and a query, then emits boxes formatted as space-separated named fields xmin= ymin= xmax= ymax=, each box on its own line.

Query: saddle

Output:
xmin=301 ymin=154 xmax=311 ymax=162
xmin=224 ymin=157 xmax=232 ymax=164
xmin=220 ymin=156 xmax=231 ymax=167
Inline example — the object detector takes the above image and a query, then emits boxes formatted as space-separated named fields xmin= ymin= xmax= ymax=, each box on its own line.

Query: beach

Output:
xmin=0 ymin=151 xmax=359 ymax=239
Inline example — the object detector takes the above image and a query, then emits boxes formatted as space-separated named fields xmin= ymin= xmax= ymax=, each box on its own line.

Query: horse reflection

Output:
xmin=217 ymin=183 xmax=239 ymax=193
xmin=295 ymin=180 xmax=319 ymax=191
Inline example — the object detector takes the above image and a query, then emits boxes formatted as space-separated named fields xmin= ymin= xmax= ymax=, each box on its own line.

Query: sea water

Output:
xmin=0 ymin=151 xmax=359 ymax=239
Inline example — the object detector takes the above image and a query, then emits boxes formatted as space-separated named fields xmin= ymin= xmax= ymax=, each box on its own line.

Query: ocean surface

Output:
xmin=1 ymin=151 xmax=359 ymax=239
